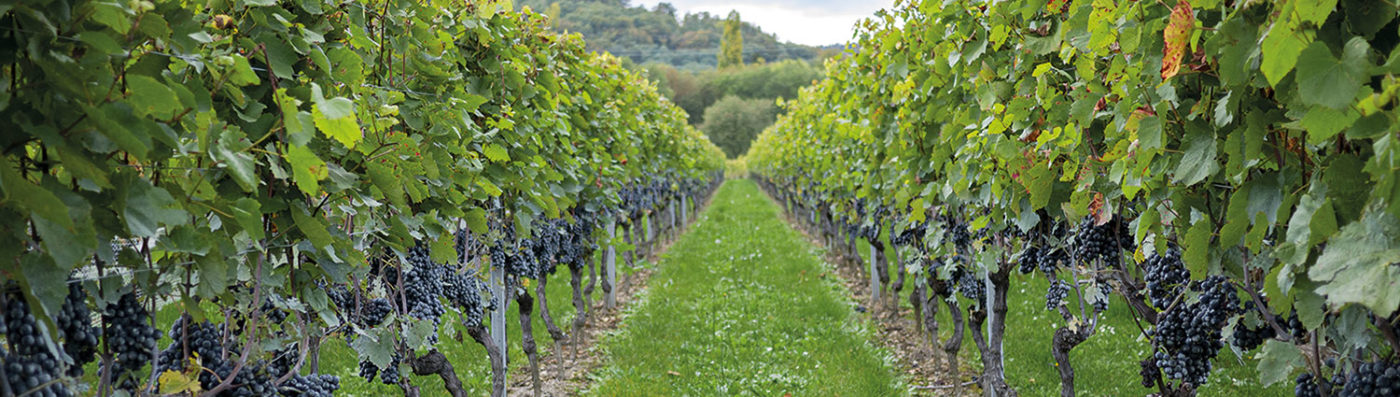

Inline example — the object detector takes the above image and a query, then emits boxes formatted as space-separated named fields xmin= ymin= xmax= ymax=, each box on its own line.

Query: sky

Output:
xmin=633 ymin=0 xmax=895 ymax=47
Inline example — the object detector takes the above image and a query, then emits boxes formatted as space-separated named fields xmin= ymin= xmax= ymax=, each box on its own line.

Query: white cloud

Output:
xmin=635 ymin=0 xmax=894 ymax=46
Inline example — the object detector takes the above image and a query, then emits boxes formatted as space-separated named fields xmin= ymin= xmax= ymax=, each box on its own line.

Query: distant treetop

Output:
xmin=521 ymin=0 xmax=826 ymax=70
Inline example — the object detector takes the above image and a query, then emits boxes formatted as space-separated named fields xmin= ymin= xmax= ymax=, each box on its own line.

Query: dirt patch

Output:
xmin=505 ymin=195 xmax=716 ymax=397
xmin=760 ymin=193 xmax=977 ymax=396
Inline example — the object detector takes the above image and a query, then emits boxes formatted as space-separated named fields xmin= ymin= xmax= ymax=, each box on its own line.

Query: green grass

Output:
xmin=585 ymin=179 xmax=906 ymax=396
xmin=851 ymin=233 xmax=1291 ymax=396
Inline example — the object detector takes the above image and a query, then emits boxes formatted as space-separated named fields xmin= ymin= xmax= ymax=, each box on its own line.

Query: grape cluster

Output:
xmin=937 ymin=213 xmax=972 ymax=250
xmin=102 ymin=291 xmax=159 ymax=388
xmin=1045 ymin=280 xmax=1071 ymax=311
xmin=1016 ymin=245 xmax=1068 ymax=275
xmin=892 ymin=221 xmax=926 ymax=247
xmin=1069 ymin=217 xmax=1134 ymax=266
xmin=1230 ymin=303 xmax=1277 ymax=351
xmin=956 ymin=268 xmax=984 ymax=302
xmin=1296 ymin=372 xmax=1338 ymax=397
xmin=2 ymin=291 xmax=72 ymax=397
xmin=358 ymin=355 xmax=401 ymax=385
xmin=157 ymin=316 xmax=282 ymax=397
xmin=57 ymin=282 xmax=98 ymax=376
xmin=383 ymin=246 xmax=447 ymax=323
xmin=443 ymin=269 xmax=488 ymax=328
xmin=280 ymin=374 xmax=341 ymax=396
xmin=1339 ymin=361 xmax=1400 ymax=396
xmin=1148 ymin=275 xmax=1238 ymax=386
xmin=1143 ymin=247 xmax=1189 ymax=310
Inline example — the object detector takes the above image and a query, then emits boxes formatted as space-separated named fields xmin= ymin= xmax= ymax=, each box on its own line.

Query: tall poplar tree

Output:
xmin=718 ymin=11 xmax=744 ymax=68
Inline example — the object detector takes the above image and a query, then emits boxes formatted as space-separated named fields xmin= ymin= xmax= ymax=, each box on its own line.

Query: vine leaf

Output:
xmin=1296 ymin=38 xmax=1370 ymax=110
xmin=291 ymin=205 xmax=334 ymax=250
xmin=119 ymin=174 xmax=188 ymax=238
xmin=1255 ymin=339 xmax=1304 ymax=386
xmin=89 ymin=1 xmax=132 ymax=34
xmin=311 ymin=84 xmax=362 ymax=149
xmin=1308 ymin=208 xmax=1400 ymax=315
xmin=1260 ymin=16 xmax=1310 ymax=87
xmin=1160 ymin=0 xmax=1192 ymax=80
xmin=126 ymin=75 xmax=181 ymax=119
xmin=1183 ymin=216 xmax=1213 ymax=278
xmin=287 ymin=144 xmax=327 ymax=196
xmin=1171 ymin=121 xmax=1217 ymax=186
xmin=159 ymin=369 xmax=203 ymax=394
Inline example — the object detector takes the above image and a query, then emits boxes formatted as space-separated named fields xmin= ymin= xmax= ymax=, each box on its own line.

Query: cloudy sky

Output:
xmin=633 ymin=0 xmax=895 ymax=46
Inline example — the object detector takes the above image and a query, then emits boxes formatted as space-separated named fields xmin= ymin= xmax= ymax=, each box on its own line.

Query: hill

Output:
xmin=521 ymin=0 xmax=826 ymax=70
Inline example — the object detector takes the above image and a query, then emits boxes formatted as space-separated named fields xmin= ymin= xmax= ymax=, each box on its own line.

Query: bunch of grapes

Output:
xmin=1016 ymin=246 xmax=1042 ymax=274
xmin=279 ymin=374 xmax=341 ymax=396
xmin=956 ymin=268 xmax=984 ymax=302
xmin=892 ymin=221 xmax=926 ymax=247
xmin=382 ymin=246 xmax=447 ymax=323
xmin=1338 ymin=360 xmax=1400 ymax=396
xmin=158 ymin=316 xmax=286 ymax=396
xmin=156 ymin=315 xmax=225 ymax=373
xmin=443 ymin=269 xmax=488 ymax=328
xmin=1143 ymin=247 xmax=1189 ymax=310
xmin=1229 ymin=306 xmax=1277 ymax=351
xmin=1296 ymin=372 xmax=1340 ymax=397
xmin=2 ymin=290 xmax=72 ymax=397
xmin=1069 ymin=217 xmax=1134 ymax=266
xmin=103 ymin=292 xmax=159 ymax=389
xmin=1148 ymin=276 xmax=1238 ymax=386
xmin=1045 ymin=280 xmax=1071 ymax=311
xmin=57 ymin=282 xmax=99 ymax=376
xmin=358 ymin=355 xmax=402 ymax=385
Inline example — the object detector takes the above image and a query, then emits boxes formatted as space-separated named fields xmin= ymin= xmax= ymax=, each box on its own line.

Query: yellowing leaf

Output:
xmin=1160 ymin=0 xmax=1193 ymax=80
xmin=159 ymin=369 xmax=202 ymax=394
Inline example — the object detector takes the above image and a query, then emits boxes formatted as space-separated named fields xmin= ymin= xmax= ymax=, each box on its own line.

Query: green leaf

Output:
xmin=350 ymin=328 xmax=395 ymax=370
xmin=367 ymin=162 xmax=406 ymax=209
xmin=126 ymin=75 xmax=181 ymax=119
xmin=291 ymin=206 xmax=334 ymax=250
xmin=465 ymin=207 xmax=488 ymax=234
xmin=311 ymin=84 xmax=362 ymax=149
xmin=1294 ymin=0 xmax=1339 ymax=26
xmin=1183 ymin=217 xmax=1214 ymax=278
xmin=286 ymin=144 xmax=327 ymax=196
xmin=1172 ymin=121 xmax=1218 ymax=186
xmin=1026 ymin=162 xmax=1054 ymax=210
xmin=0 ymin=164 xmax=73 ymax=231
xmin=228 ymin=55 xmax=260 ymax=86
xmin=215 ymin=129 xmax=258 ymax=193
xmin=1296 ymin=39 xmax=1368 ymax=110
xmin=120 ymin=175 xmax=188 ymax=238
xmin=90 ymin=1 xmax=132 ymax=34
xmin=328 ymin=47 xmax=365 ymax=86
xmin=1137 ymin=116 xmax=1163 ymax=151
xmin=482 ymin=143 xmax=510 ymax=163
xmin=78 ymin=31 xmax=124 ymax=55
xmin=1256 ymin=339 xmax=1305 ymax=386
xmin=1260 ymin=19 xmax=1310 ymax=87
xmin=88 ymin=103 xmax=151 ymax=159
xmin=195 ymin=254 xmax=229 ymax=299
xmin=1301 ymin=106 xmax=1360 ymax=144
xmin=230 ymin=198 xmax=265 ymax=241
xmin=1308 ymin=209 xmax=1400 ymax=315
xmin=261 ymin=36 xmax=297 ymax=80
xmin=20 ymin=252 xmax=67 ymax=338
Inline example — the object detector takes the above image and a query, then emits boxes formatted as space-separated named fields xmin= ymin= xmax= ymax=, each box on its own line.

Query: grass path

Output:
xmin=586 ymin=179 xmax=905 ymax=396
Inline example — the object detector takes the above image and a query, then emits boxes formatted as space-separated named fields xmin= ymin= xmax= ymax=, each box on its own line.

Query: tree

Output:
xmin=718 ymin=11 xmax=743 ymax=69
xmin=701 ymin=95 xmax=776 ymax=157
